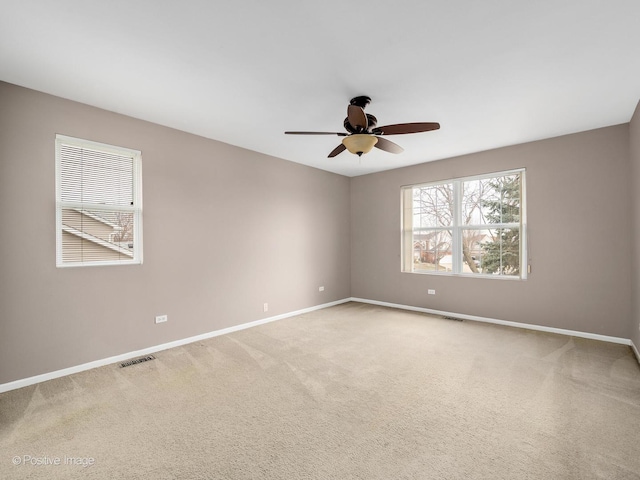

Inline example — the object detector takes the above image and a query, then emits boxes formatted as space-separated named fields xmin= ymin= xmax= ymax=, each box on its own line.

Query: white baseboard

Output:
xmin=2 ymin=297 xmax=636 ymax=394
xmin=350 ymin=297 xmax=633 ymax=346
xmin=0 ymin=298 xmax=351 ymax=394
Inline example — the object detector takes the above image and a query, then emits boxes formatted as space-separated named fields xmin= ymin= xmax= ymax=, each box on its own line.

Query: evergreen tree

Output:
xmin=480 ymin=175 xmax=520 ymax=275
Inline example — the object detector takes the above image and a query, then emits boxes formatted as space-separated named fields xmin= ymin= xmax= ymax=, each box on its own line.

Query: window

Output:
xmin=401 ymin=169 xmax=526 ymax=278
xmin=55 ymin=135 xmax=142 ymax=267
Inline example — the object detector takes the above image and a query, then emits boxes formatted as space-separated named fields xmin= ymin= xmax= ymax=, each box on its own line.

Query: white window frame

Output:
xmin=55 ymin=135 xmax=143 ymax=267
xmin=401 ymin=168 xmax=527 ymax=279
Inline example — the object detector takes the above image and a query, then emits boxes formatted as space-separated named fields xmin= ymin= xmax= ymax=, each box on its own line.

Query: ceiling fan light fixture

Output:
xmin=342 ymin=134 xmax=378 ymax=156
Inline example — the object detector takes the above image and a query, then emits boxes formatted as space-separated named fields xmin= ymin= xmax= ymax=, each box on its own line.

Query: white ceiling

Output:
xmin=2 ymin=1 xmax=639 ymax=177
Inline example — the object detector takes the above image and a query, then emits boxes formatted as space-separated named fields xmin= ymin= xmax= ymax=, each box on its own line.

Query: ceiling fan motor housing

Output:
xmin=349 ymin=96 xmax=371 ymax=108
xmin=344 ymin=114 xmax=378 ymax=134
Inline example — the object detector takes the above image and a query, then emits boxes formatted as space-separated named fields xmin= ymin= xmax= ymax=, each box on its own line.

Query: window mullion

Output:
xmin=59 ymin=201 xmax=137 ymax=213
xmin=452 ymin=180 xmax=462 ymax=274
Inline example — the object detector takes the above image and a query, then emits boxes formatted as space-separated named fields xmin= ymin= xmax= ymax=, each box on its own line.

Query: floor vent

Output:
xmin=120 ymin=355 xmax=156 ymax=368
xmin=442 ymin=316 xmax=464 ymax=322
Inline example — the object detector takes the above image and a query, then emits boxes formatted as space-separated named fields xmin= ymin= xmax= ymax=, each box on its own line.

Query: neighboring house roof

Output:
xmin=62 ymin=209 xmax=133 ymax=258
xmin=62 ymin=225 xmax=133 ymax=258
xmin=78 ymin=209 xmax=121 ymax=230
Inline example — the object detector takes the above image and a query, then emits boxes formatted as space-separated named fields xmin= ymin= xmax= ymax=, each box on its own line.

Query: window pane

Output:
xmin=411 ymin=229 xmax=452 ymax=272
xmin=413 ymin=183 xmax=453 ymax=227
xmin=462 ymin=179 xmax=489 ymax=225
xmin=463 ymin=174 xmax=520 ymax=226
xmin=61 ymin=208 xmax=135 ymax=264
xmin=461 ymin=228 xmax=520 ymax=276
xmin=500 ymin=174 xmax=521 ymax=224
xmin=60 ymin=144 xmax=134 ymax=207
xmin=460 ymin=229 xmax=487 ymax=274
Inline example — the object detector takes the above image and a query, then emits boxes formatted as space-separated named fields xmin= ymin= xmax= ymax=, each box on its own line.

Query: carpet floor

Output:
xmin=1 ymin=302 xmax=639 ymax=479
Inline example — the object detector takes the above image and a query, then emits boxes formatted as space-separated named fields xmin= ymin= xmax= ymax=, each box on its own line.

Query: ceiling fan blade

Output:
xmin=285 ymin=131 xmax=347 ymax=136
xmin=347 ymin=105 xmax=368 ymax=130
xmin=374 ymin=136 xmax=404 ymax=154
xmin=328 ymin=144 xmax=346 ymax=158
xmin=373 ymin=122 xmax=440 ymax=135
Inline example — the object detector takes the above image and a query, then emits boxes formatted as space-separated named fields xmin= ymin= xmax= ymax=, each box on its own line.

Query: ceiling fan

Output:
xmin=285 ymin=96 xmax=440 ymax=158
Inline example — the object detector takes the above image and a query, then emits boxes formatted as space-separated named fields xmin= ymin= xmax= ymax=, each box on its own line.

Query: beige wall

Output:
xmin=0 ymin=82 xmax=351 ymax=384
xmin=1 ymin=80 xmax=637 ymax=386
xmin=351 ymin=125 xmax=632 ymax=338
xmin=630 ymin=100 xmax=640 ymax=351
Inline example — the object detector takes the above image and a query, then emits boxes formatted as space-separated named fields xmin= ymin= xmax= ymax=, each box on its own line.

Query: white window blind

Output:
xmin=55 ymin=135 xmax=143 ymax=267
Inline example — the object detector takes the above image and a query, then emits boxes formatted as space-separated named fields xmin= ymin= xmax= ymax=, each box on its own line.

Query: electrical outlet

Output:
xmin=263 ymin=303 xmax=268 ymax=312
xmin=319 ymin=286 xmax=325 ymax=292
xmin=428 ymin=289 xmax=436 ymax=295
xmin=155 ymin=314 xmax=168 ymax=324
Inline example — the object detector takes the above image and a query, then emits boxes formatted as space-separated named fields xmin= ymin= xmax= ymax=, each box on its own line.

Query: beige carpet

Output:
xmin=1 ymin=302 xmax=639 ymax=479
